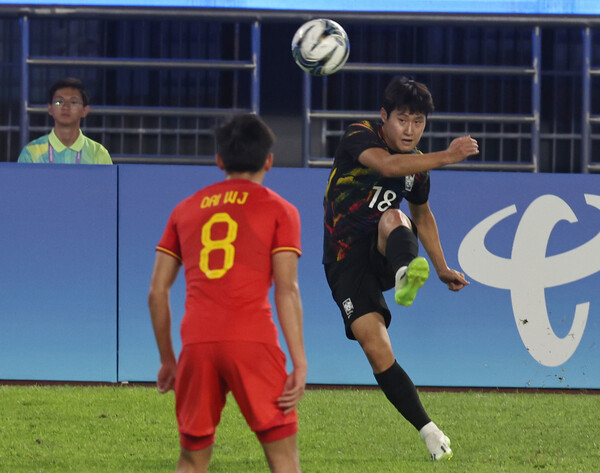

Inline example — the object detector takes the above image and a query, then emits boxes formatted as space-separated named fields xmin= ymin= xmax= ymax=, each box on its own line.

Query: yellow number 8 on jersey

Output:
xmin=200 ymin=212 xmax=238 ymax=279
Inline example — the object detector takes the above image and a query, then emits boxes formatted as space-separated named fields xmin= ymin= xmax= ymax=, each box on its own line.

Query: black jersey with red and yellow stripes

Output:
xmin=323 ymin=120 xmax=430 ymax=264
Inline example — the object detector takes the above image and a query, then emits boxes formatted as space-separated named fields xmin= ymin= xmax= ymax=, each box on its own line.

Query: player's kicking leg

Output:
xmin=376 ymin=211 xmax=429 ymax=307
xmin=394 ymin=256 xmax=430 ymax=306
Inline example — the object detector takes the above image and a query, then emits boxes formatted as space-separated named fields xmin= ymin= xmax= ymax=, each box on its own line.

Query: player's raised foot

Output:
xmin=394 ymin=256 xmax=429 ymax=306
xmin=424 ymin=431 xmax=453 ymax=462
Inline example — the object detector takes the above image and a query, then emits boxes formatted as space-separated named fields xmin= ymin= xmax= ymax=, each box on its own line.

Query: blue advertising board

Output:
xmin=0 ymin=163 xmax=598 ymax=388
xmin=0 ymin=163 xmax=117 ymax=382
xmin=117 ymin=166 xmax=600 ymax=389
xmin=418 ymin=171 xmax=600 ymax=388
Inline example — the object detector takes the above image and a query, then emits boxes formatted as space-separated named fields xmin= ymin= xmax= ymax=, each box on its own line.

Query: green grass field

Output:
xmin=1 ymin=384 xmax=598 ymax=472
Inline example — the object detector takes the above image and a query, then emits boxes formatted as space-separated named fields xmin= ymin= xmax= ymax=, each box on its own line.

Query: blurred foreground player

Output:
xmin=149 ymin=114 xmax=307 ymax=473
xmin=323 ymin=76 xmax=479 ymax=461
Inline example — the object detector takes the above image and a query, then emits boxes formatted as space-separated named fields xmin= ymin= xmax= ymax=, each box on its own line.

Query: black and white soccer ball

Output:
xmin=291 ymin=19 xmax=350 ymax=76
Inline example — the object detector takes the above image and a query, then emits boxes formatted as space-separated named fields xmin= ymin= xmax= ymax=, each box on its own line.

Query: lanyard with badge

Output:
xmin=48 ymin=144 xmax=82 ymax=164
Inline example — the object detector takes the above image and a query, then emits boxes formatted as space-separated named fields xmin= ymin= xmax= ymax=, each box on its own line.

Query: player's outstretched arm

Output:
xmin=408 ymin=201 xmax=469 ymax=292
xmin=272 ymin=251 xmax=307 ymax=414
xmin=148 ymin=252 xmax=181 ymax=393
xmin=359 ymin=135 xmax=479 ymax=178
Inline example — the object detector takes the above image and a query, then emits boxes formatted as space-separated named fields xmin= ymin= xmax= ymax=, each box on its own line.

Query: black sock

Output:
xmin=374 ymin=360 xmax=431 ymax=431
xmin=385 ymin=226 xmax=418 ymax=274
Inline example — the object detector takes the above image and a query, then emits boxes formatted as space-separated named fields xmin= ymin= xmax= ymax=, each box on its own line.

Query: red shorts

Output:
xmin=175 ymin=341 xmax=298 ymax=450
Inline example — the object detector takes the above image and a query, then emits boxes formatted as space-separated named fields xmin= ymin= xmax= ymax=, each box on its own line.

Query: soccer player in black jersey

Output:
xmin=323 ymin=76 xmax=479 ymax=461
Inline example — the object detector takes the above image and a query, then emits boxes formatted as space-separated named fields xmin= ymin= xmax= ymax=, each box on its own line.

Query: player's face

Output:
xmin=380 ymin=108 xmax=426 ymax=153
xmin=47 ymin=87 xmax=90 ymax=127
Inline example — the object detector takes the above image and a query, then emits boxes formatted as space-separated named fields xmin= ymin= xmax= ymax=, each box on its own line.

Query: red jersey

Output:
xmin=157 ymin=179 xmax=301 ymax=348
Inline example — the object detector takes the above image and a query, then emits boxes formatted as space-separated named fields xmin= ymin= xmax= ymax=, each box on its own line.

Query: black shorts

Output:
xmin=324 ymin=234 xmax=396 ymax=340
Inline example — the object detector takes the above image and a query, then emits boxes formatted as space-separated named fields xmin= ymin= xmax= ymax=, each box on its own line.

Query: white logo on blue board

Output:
xmin=458 ymin=194 xmax=600 ymax=367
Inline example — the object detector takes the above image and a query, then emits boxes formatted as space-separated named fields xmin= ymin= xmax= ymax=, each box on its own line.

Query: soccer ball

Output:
xmin=291 ymin=19 xmax=350 ymax=76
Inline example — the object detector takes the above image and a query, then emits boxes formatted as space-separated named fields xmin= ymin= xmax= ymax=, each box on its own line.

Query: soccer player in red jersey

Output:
xmin=149 ymin=114 xmax=307 ymax=473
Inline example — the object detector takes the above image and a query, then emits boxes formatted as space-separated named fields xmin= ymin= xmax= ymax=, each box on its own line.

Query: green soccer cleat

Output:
xmin=394 ymin=256 xmax=430 ymax=307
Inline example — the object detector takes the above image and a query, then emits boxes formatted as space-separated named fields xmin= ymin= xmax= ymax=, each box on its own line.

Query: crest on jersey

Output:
xmin=342 ymin=298 xmax=354 ymax=318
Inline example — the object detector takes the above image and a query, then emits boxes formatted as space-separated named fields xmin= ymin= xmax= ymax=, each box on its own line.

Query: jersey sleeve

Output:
xmin=272 ymin=199 xmax=302 ymax=257
xmin=156 ymin=209 xmax=183 ymax=262
xmin=404 ymin=170 xmax=431 ymax=205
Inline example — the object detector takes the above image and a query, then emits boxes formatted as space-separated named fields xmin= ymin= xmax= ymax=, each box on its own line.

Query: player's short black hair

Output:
xmin=216 ymin=114 xmax=275 ymax=173
xmin=382 ymin=76 xmax=435 ymax=117
xmin=48 ymin=78 xmax=90 ymax=107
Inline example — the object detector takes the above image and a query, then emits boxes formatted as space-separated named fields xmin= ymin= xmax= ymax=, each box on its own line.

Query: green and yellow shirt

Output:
xmin=17 ymin=129 xmax=112 ymax=165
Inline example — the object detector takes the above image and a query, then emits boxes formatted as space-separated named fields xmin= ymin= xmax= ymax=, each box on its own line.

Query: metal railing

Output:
xmin=17 ymin=13 xmax=261 ymax=164
xmin=303 ymin=27 xmax=542 ymax=171
xmin=1 ymin=6 xmax=600 ymax=171
xmin=582 ymin=27 xmax=600 ymax=173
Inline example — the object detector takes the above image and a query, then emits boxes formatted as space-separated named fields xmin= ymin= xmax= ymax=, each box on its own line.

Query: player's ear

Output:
xmin=380 ymin=107 xmax=388 ymax=123
xmin=215 ymin=154 xmax=226 ymax=170
xmin=264 ymin=153 xmax=274 ymax=172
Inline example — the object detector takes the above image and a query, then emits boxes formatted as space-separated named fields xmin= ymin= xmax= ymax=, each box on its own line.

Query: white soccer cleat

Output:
xmin=424 ymin=431 xmax=453 ymax=461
